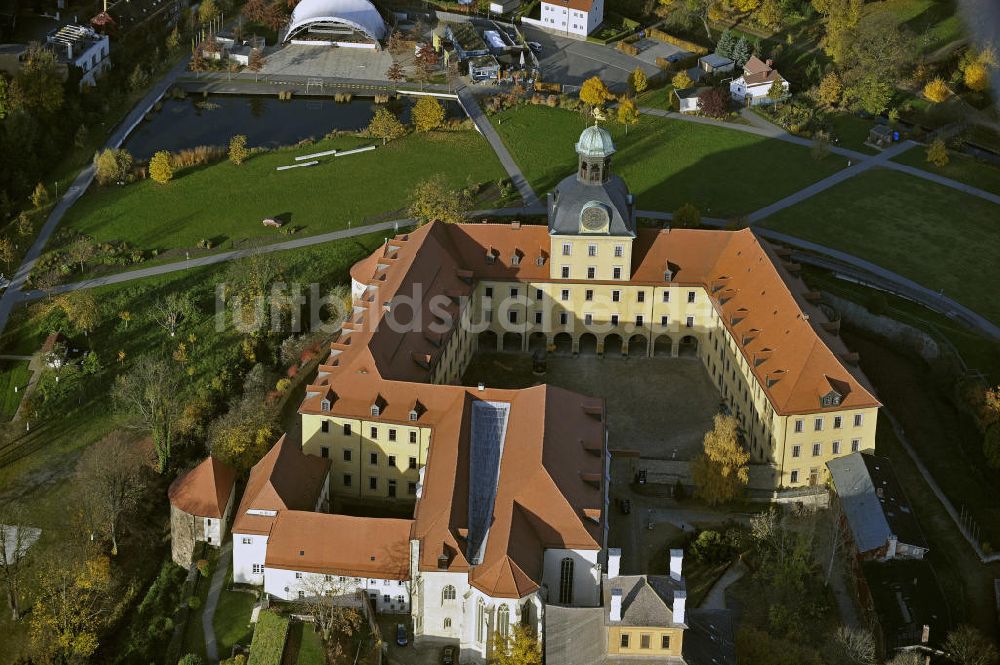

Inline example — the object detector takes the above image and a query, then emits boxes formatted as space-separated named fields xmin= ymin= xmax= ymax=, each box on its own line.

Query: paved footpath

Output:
xmin=203 ymin=539 xmax=233 ymax=662
xmin=458 ymin=87 xmax=541 ymax=208
xmin=745 ymin=140 xmax=915 ymax=224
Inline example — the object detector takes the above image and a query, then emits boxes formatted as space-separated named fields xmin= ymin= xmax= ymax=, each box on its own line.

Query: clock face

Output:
xmin=580 ymin=203 xmax=610 ymax=232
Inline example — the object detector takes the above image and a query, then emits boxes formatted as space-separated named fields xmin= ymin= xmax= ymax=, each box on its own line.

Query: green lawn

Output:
xmin=0 ymin=360 xmax=31 ymax=420
xmin=893 ymin=148 xmax=1000 ymax=196
xmin=868 ymin=0 xmax=963 ymax=55
xmin=283 ymin=621 xmax=327 ymax=665
xmin=215 ymin=582 xmax=257 ymax=658
xmin=636 ymin=84 xmax=674 ymax=110
xmin=827 ymin=114 xmax=880 ymax=155
xmin=51 ymin=129 xmax=505 ymax=263
xmin=491 ymin=105 xmax=843 ymax=218
xmin=759 ymin=168 xmax=1000 ymax=325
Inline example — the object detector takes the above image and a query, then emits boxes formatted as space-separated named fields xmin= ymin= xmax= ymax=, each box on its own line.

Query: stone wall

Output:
xmin=170 ymin=505 xmax=203 ymax=567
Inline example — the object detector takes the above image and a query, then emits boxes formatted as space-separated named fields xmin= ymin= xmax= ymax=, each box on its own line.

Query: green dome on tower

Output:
xmin=575 ymin=122 xmax=616 ymax=158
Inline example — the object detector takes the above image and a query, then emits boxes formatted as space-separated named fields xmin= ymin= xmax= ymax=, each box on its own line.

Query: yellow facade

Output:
xmin=302 ymin=414 xmax=432 ymax=501
xmin=607 ymin=625 xmax=684 ymax=657
xmin=469 ymin=230 xmax=878 ymax=490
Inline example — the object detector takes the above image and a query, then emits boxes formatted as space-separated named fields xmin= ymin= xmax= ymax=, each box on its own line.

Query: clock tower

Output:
xmin=547 ymin=123 xmax=636 ymax=281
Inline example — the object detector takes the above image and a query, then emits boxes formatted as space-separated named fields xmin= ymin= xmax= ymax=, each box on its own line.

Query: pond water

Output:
xmin=124 ymin=94 xmax=465 ymax=159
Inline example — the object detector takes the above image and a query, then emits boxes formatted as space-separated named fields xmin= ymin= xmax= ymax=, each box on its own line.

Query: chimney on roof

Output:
xmin=610 ymin=588 xmax=623 ymax=622
xmin=672 ymin=589 xmax=687 ymax=625
xmin=477 ymin=382 xmax=485 ymax=392
xmin=437 ymin=552 xmax=449 ymax=570
xmin=669 ymin=549 xmax=683 ymax=581
xmin=607 ymin=548 xmax=621 ymax=579
xmin=886 ymin=534 xmax=898 ymax=560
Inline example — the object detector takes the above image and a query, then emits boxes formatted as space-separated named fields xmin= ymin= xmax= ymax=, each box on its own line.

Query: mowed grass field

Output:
xmin=490 ymin=105 xmax=843 ymax=218
xmin=759 ymin=168 xmax=1000 ymax=324
xmin=893 ymin=147 xmax=1000 ymax=195
xmin=55 ymin=130 xmax=505 ymax=256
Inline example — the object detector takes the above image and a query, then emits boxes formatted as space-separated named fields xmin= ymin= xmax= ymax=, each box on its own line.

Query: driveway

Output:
xmin=521 ymin=26 xmax=660 ymax=92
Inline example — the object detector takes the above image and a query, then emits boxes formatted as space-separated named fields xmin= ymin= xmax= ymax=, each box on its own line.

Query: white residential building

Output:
xmin=46 ymin=24 xmax=110 ymax=87
xmin=537 ymin=0 xmax=603 ymax=38
xmin=729 ymin=55 xmax=789 ymax=106
xmin=231 ymin=435 xmax=331 ymax=586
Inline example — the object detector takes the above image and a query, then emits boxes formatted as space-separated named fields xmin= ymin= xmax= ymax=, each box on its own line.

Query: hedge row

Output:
xmin=655 ymin=54 xmax=700 ymax=72
xmin=647 ymin=28 xmax=708 ymax=55
xmin=247 ymin=611 xmax=290 ymax=665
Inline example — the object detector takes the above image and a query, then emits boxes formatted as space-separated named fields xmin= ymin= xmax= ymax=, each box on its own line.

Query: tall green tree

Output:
xmin=13 ymin=44 xmax=64 ymax=114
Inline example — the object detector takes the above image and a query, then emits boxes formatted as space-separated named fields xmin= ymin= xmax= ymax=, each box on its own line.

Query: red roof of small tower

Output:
xmin=168 ymin=456 xmax=237 ymax=519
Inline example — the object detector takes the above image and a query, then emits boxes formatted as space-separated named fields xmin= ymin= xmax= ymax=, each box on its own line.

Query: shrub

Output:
xmin=698 ymin=87 xmax=730 ymax=118
xmin=690 ymin=529 xmax=734 ymax=564
xmin=94 ymin=148 xmax=135 ymax=186
xmin=31 ymin=182 xmax=49 ymax=208
xmin=275 ymin=378 xmax=291 ymax=393
xmin=187 ymin=595 xmax=201 ymax=610
xmin=964 ymin=61 xmax=989 ymax=92
xmin=149 ymin=150 xmax=174 ymax=184
xmin=229 ymin=135 xmax=250 ymax=165
xmin=196 ymin=559 xmax=210 ymax=578
xmin=179 ymin=654 xmax=205 ymax=665
xmin=616 ymin=41 xmax=639 ymax=56
xmin=923 ymin=78 xmax=949 ymax=103
xmin=673 ymin=203 xmax=700 ymax=228
xmin=172 ymin=145 xmax=226 ymax=169
xmin=672 ymin=71 xmax=693 ymax=90
xmin=534 ymin=81 xmax=561 ymax=93
xmin=926 ymin=138 xmax=949 ymax=167
xmin=413 ymin=97 xmax=446 ymax=132
xmin=197 ymin=238 xmax=213 ymax=249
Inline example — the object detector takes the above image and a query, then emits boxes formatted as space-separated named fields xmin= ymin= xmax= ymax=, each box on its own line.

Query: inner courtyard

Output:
xmin=461 ymin=350 xmax=721 ymax=460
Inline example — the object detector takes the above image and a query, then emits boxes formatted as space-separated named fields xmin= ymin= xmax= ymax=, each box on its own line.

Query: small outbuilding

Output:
xmin=698 ymin=52 xmax=734 ymax=75
xmin=168 ymin=456 xmax=237 ymax=566
xmin=673 ymin=86 xmax=710 ymax=114
xmin=827 ymin=452 xmax=928 ymax=562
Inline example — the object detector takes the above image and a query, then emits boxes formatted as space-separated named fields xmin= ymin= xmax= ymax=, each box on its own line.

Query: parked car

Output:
xmin=442 ymin=645 xmax=457 ymax=664
xmin=527 ymin=41 xmax=542 ymax=53
xmin=396 ymin=624 xmax=408 ymax=647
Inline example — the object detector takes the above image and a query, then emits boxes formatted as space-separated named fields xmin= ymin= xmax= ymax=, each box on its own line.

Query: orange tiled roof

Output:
xmin=296 ymin=220 xmax=878 ymax=597
xmin=168 ymin=456 xmax=236 ymax=519
xmin=265 ymin=511 xmax=414 ymax=580
xmin=232 ymin=435 xmax=331 ymax=536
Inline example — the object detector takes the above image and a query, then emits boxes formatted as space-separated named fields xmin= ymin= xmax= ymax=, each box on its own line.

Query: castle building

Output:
xmin=215 ymin=124 xmax=878 ymax=664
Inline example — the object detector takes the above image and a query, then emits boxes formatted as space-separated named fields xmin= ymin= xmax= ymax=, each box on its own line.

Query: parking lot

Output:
xmin=462 ymin=352 xmax=720 ymax=460
xmin=521 ymin=25 xmax=662 ymax=92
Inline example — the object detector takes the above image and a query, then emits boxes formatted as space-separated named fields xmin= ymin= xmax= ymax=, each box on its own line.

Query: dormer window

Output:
xmin=409 ymin=410 xmax=418 ymax=421
xmin=511 ymin=254 xmax=521 ymax=266
xmin=821 ymin=390 xmax=842 ymax=407
xmin=371 ymin=405 xmax=380 ymax=417
xmin=320 ymin=399 xmax=331 ymax=412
